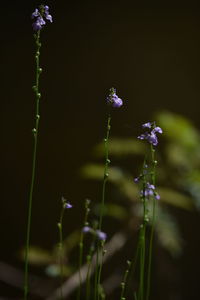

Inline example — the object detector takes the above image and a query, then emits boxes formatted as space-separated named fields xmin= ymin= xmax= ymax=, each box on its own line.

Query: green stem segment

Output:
xmin=77 ymin=199 xmax=91 ymax=300
xmin=99 ymin=115 xmax=111 ymax=231
xmin=138 ymin=165 xmax=148 ymax=300
xmin=95 ymin=114 xmax=111 ymax=300
xmin=58 ymin=204 xmax=66 ymax=300
xmin=146 ymin=145 xmax=157 ymax=300
xmin=120 ymin=260 xmax=131 ymax=300
xmin=24 ymin=31 xmax=42 ymax=300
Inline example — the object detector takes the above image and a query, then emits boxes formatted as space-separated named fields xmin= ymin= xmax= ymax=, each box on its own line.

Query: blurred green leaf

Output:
xmin=158 ymin=187 xmax=194 ymax=210
xmin=21 ymin=246 xmax=53 ymax=265
xmin=156 ymin=206 xmax=183 ymax=257
xmin=156 ymin=111 xmax=200 ymax=148
xmin=81 ymin=163 xmax=138 ymax=201
xmin=94 ymin=203 xmax=128 ymax=220
xmin=94 ymin=138 xmax=146 ymax=157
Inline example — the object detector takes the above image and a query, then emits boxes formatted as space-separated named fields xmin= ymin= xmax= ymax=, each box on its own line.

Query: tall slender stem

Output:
xmin=24 ymin=30 xmax=42 ymax=300
xmin=146 ymin=145 xmax=156 ymax=300
xmin=86 ymin=236 xmax=96 ymax=300
xmin=99 ymin=115 xmax=111 ymax=231
xmin=58 ymin=206 xmax=65 ymax=300
xmin=120 ymin=260 xmax=131 ymax=300
xmin=138 ymin=161 xmax=148 ymax=300
xmin=95 ymin=115 xmax=111 ymax=300
xmin=77 ymin=199 xmax=90 ymax=300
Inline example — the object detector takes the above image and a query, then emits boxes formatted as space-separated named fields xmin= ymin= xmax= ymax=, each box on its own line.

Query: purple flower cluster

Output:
xmin=82 ymin=226 xmax=107 ymax=241
xmin=134 ymin=178 xmax=160 ymax=200
xmin=32 ymin=5 xmax=52 ymax=31
xmin=106 ymin=88 xmax=123 ymax=108
xmin=140 ymin=182 xmax=160 ymax=200
xmin=138 ymin=122 xmax=163 ymax=146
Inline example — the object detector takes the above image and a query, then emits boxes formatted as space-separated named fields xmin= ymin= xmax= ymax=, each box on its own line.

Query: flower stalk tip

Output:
xmin=106 ymin=87 xmax=123 ymax=108
xmin=32 ymin=5 xmax=53 ymax=31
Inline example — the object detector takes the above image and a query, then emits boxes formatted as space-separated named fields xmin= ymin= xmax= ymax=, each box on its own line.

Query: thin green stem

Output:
xmin=138 ymin=224 xmax=146 ymax=300
xmin=86 ymin=238 xmax=96 ymax=300
xmin=120 ymin=260 xmax=131 ymax=300
xmin=99 ymin=115 xmax=111 ymax=231
xmin=58 ymin=204 xmax=66 ymax=300
xmin=94 ymin=115 xmax=111 ymax=300
xmin=138 ymin=161 xmax=148 ymax=300
xmin=24 ymin=30 xmax=41 ymax=300
xmin=77 ymin=199 xmax=90 ymax=300
xmin=94 ymin=243 xmax=99 ymax=300
xmin=146 ymin=145 xmax=156 ymax=300
xmin=97 ymin=241 xmax=106 ymax=300
xmin=86 ymin=256 xmax=92 ymax=300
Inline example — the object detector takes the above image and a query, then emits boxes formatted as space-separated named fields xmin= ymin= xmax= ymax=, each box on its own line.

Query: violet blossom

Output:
xmin=106 ymin=88 xmax=123 ymax=108
xmin=32 ymin=5 xmax=53 ymax=31
xmin=138 ymin=122 xmax=163 ymax=146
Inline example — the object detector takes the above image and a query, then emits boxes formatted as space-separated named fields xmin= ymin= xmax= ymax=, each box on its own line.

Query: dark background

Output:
xmin=1 ymin=1 xmax=200 ymax=299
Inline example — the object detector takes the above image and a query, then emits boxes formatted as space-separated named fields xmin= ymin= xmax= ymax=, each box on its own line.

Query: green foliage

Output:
xmin=81 ymin=111 xmax=200 ymax=257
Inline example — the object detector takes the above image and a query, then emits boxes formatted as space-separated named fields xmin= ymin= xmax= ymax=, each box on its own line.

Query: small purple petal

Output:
xmin=45 ymin=14 xmax=53 ymax=22
xmin=147 ymin=132 xmax=158 ymax=146
xmin=146 ymin=189 xmax=154 ymax=196
xmin=112 ymin=96 xmax=123 ymax=108
xmin=82 ymin=226 xmax=91 ymax=233
xmin=137 ymin=133 xmax=147 ymax=140
xmin=134 ymin=177 xmax=140 ymax=183
xmin=65 ymin=202 xmax=73 ymax=209
xmin=146 ymin=183 xmax=155 ymax=190
xmin=96 ymin=230 xmax=107 ymax=241
xmin=155 ymin=193 xmax=160 ymax=200
xmin=32 ymin=20 xmax=43 ymax=31
xmin=31 ymin=8 xmax=39 ymax=18
xmin=44 ymin=5 xmax=49 ymax=12
xmin=153 ymin=127 xmax=163 ymax=134
xmin=142 ymin=122 xmax=152 ymax=129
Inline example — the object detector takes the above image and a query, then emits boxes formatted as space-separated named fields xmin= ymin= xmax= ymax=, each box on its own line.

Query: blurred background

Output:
xmin=1 ymin=1 xmax=200 ymax=299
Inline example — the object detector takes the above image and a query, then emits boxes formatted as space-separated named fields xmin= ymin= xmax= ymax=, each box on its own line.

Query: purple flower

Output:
xmin=32 ymin=16 xmax=46 ymax=31
xmin=153 ymin=126 xmax=163 ymax=134
xmin=65 ymin=202 xmax=73 ymax=209
xmin=138 ymin=133 xmax=148 ymax=140
xmin=147 ymin=132 xmax=158 ymax=146
xmin=142 ymin=122 xmax=152 ymax=129
xmin=134 ymin=177 xmax=140 ymax=183
xmin=155 ymin=193 xmax=160 ymax=200
xmin=141 ymin=182 xmax=160 ymax=200
xmin=137 ymin=121 xmax=162 ymax=146
xmin=44 ymin=5 xmax=53 ymax=22
xmin=32 ymin=5 xmax=53 ymax=31
xmin=146 ymin=183 xmax=155 ymax=190
xmin=106 ymin=88 xmax=123 ymax=108
xmin=82 ymin=226 xmax=91 ymax=233
xmin=61 ymin=196 xmax=72 ymax=209
xmin=31 ymin=8 xmax=39 ymax=18
xmin=141 ymin=189 xmax=153 ymax=197
xmin=96 ymin=230 xmax=107 ymax=241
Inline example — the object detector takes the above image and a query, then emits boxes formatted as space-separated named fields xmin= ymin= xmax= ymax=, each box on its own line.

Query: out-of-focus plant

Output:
xmin=22 ymin=111 xmax=200 ymax=298
xmin=81 ymin=111 xmax=200 ymax=259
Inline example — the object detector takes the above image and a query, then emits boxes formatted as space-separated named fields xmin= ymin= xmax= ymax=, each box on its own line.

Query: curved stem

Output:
xmin=24 ymin=31 xmax=41 ymax=300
